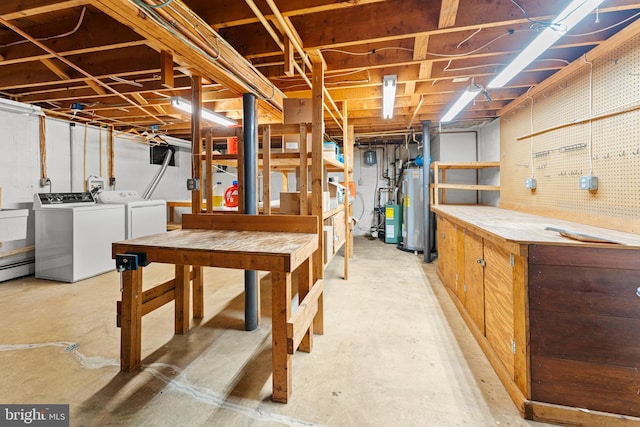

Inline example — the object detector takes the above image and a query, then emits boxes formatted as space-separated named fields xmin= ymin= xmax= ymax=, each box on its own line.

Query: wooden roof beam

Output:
xmin=92 ymin=0 xmax=283 ymax=110
xmin=438 ymin=0 xmax=459 ymax=29
xmin=0 ymin=0 xmax=90 ymax=20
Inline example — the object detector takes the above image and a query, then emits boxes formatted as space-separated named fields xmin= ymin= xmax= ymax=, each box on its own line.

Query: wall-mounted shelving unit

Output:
xmin=430 ymin=161 xmax=500 ymax=206
xmin=199 ymin=122 xmax=354 ymax=278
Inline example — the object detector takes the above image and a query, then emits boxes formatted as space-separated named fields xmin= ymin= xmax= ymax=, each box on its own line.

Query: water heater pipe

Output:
xmin=142 ymin=149 xmax=173 ymax=199
xmin=422 ymin=120 xmax=433 ymax=263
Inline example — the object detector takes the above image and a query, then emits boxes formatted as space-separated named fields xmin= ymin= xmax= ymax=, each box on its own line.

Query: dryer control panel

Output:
xmin=35 ymin=192 xmax=95 ymax=206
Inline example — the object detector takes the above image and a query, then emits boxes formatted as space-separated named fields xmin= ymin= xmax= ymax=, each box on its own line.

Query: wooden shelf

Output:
xmin=430 ymin=161 xmax=500 ymax=169
xmin=431 ymin=161 xmax=501 ymax=206
xmin=205 ymin=152 xmax=349 ymax=172
xmin=200 ymin=120 xmax=354 ymax=281
xmin=324 ymin=237 xmax=346 ymax=266
xmin=322 ymin=205 xmax=344 ymax=220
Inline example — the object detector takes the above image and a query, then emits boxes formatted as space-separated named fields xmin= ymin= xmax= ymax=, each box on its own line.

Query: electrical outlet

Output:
xmin=40 ymin=177 xmax=51 ymax=187
xmin=187 ymin=178 xmax=200 ymax=191
xmin=525 ymin=178 xmax=537 ymax=190
xmin=109 ymin=177 xmax=116 ymax=186
xmin=579 ymin=175 xmax=598 ymax=190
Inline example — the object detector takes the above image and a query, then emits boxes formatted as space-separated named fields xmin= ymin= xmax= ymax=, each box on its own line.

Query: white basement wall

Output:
xmin=0 ymin=106 xmax=193 ymax=281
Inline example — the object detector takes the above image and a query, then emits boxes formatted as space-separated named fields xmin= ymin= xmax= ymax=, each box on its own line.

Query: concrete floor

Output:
xmin=0 ymin=237 xmax=553 ymax=426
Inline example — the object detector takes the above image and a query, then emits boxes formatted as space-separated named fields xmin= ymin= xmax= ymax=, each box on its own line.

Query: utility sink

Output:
xmin=0 ymin=209 xmax=28 ymax=242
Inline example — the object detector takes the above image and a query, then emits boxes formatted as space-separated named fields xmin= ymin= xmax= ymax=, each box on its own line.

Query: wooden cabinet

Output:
xmin=529 ymin=245 xmax=640 ymax=418
xmin=483 ymin=239 xmax=515 ymax=379
xmin=433 ymin=205 xmax=640 ymax=426
xmin=463 ymin=230 xmax=485 ymax=334
xmin=436 ymin=216 xmax=457 ymax=294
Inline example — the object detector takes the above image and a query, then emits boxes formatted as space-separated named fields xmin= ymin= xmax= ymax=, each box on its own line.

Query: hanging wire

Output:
xmin=526 ymin=88 xmax=535 ymax=180
xmin=567 ymin=11 xmax=640 ymax=37
xmin=0 ymin=7 xmax=87 ymax=48
xmin=583 ymin=55 xmax=594 ymax=176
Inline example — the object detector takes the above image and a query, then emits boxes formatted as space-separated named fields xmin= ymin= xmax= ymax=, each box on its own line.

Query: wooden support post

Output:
xmin=343 ymin=101 xmax=349 ymax=280
xmin=299 ymin=123 xmax=308 ymax=215
xmin=192 ymin=266 xmax=204 ymax=319
xmin=284 ymin=36 xmax=294 ymax=77
xmin=281 ymin=171 xmax=289 ymax=192
xmin=263 ymin=125 xmax=271 ymax=215
xmin=311 ymin=59 xmax=324 ymax=334
xmin=174 ymin=264 xmax=190 ymax=334
xmin=297 ymin=257 xmax=313 ymax=352
xmin=120 ymin=268 xmax=143 ymax=372
xmin=39 ymin=116 xmax=47 ymax=183
xmin=160 ymin=50 xmax=174 ymax=88
xmin=108 ymin=125 xmax=114 ymax=186
xmin=271 ymin=270 xmax=292 ymax=403
xmin=191 ymin=75 xmax=203 ymax=214
xmin=205 ymin=130 xmax=213 ymax=213
xmin=347 ymin=124 xmax=355 ymax=259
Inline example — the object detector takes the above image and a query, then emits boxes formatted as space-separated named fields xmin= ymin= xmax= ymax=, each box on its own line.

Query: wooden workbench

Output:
xmin=432 ymin=204 xmax=640 ymax=426
xmin=112 ymin=214 xmax=322 ymax=403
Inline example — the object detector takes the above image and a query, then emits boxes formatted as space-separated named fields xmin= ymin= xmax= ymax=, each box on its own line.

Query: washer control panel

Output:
xmin=36 ymin=192 xmax=95 ymax=205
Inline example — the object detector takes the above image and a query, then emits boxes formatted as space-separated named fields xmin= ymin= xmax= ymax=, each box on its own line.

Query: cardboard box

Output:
xmin=328 ymin=181 xmax=345 ymax=205
xmin=283 ymin=133 xmax=313 ymax=153
xmin=283 ymin=98 xmax=312 ymax=124
xmin=323 ymin=225 xmax=333 ymax=263
xmin=279 ymin=191 xmax=312 ymax=214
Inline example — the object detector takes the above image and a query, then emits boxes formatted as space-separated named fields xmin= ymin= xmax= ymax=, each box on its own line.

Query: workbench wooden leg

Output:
xmin=271 ymin=270 xmax=292 ymax=403
xmin=175 ymin=265 xmax=190 ymax=334
xmin=311 ymin=255 xmax=324 ymax=336
xmin=192 ymin=266 xmax=204 ymax=319
xmin=297 ymin=258 xmax=313 ymax=353
xmin=120 ymin=268 xmax=143 ymax=372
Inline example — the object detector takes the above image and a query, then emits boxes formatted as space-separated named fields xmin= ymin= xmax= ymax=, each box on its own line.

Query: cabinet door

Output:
xmin=436 ymin=216 xmax=457 ymax=293
xmin=463 ymin=231 xmax=485 ymax=334
xmin=484 ymin=239 xmax=515 ymax=379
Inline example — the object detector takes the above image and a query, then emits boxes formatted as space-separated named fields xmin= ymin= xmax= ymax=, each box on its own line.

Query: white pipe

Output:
xmin=142 ymin=149 xmax=173 ymax=199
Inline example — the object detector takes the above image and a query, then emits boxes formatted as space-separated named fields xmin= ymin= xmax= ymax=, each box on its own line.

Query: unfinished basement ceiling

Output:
xmin=0 ymin=0 xmax=639 ymax=144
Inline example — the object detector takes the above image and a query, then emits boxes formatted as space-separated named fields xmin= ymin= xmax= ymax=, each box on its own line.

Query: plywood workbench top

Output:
xmin=115 ymin=228 xmax=317 ymax=256
xmin=432 ymin=205 xmax=640 ymax=248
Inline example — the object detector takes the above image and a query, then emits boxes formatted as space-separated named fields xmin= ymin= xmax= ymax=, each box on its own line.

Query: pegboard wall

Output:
xmin=499 ymin=33 xmax=640 ymax=233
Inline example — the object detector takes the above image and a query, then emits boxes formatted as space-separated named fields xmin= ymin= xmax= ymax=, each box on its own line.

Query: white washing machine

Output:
xmin=97 ymin=190 xmax=166 ymax=239
xmin=34 ymin=192 xmax=125 ymax=283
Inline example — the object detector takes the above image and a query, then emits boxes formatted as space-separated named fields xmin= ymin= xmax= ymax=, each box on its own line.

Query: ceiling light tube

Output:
xmin=170 ymin=96 xmax=237 ymax=127
xmin=488 ymin=0 xmax=604 ymax=89
xmin=441 ymin=0 xmax=603 ymax=123
xmin=441 ymin=90 xmax=479 ymax=123
xmin=382 ymin=75 xmax=397 ymax=119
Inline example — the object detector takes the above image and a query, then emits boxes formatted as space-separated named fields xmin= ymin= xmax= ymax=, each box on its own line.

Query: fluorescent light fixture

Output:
xmin=170 ymin=96 xmax=237 ymax=127
xmin=441 ymin=90 xmax=480 ymax=123
xmin=488 ymin=0 xmax=604 ymax=89
xmin=382 ymin=75 xmax=397 ymax=119
xmin=441 ymin=0 xmax=603 ymax=122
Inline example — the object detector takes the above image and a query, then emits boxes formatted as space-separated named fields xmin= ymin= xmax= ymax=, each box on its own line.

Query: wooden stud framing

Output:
xmin=191 ymin=74 xmax=203 ymax=214
xmin=160 ymin=50 xmax=175 ymax=88
xmin=205 ymin=130 xmax=213 ymax=213
xmin=311 ymin=57 xmax=325 ymax=334
xmin=262 ymin=125 xmax=272 ymax=215
xmin=284 ymin=36 xmax=294 ymax=77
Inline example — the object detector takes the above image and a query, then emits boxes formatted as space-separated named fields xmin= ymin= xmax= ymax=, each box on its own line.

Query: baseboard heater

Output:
xmin=0 ymin=257 xmax=35 ymax=270
xmin=0 ymin=257 xmax=35 ymax=282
